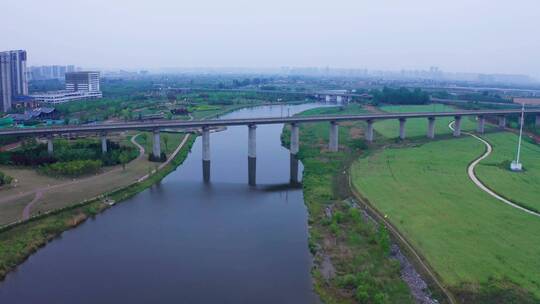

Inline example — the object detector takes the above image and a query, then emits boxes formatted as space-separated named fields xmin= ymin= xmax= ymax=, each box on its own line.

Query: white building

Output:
xmin=30 ymin=90 xmax=103 ymax=104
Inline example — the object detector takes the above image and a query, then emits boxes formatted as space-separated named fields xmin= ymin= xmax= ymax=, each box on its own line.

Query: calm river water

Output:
xmin=0 ymin=103 xmax=327 ymax=303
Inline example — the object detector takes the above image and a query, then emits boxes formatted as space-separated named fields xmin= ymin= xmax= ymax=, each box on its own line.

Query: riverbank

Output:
xmin=0 ymin=135 xmax=195 ymax=281
xmin=281 ymin=105 xmax=437 ymax=303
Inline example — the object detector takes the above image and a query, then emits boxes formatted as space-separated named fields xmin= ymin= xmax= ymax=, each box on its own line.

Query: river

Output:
xmin=0 ymin=103 xmax=327 ymax=303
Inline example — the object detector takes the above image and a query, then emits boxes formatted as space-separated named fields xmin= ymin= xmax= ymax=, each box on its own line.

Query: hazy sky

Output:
xmin=4 ymin=0 xmax=540 ymax=77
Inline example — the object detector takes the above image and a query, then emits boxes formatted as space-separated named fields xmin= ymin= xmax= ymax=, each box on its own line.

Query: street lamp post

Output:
xmin=510 ymin=103 xmax=525 ymax=171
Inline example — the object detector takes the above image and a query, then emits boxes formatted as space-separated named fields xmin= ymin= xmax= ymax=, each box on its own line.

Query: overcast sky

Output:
xmin=3 ymin=0 xmax=540 ymax=77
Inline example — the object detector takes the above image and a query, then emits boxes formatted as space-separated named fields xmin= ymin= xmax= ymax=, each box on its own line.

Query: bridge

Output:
xmin=1 ymin=108 xmax=539 ymax=185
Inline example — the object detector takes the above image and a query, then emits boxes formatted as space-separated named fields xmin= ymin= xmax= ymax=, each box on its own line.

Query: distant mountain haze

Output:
xmin=4 ymin=0 xmax=540 ymax=78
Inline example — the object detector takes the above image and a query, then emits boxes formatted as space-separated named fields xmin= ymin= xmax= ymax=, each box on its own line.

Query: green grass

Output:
xmin=351 ymin=136 xmax=540 ymax=301
xmin=284 ymin=105 xmax=415 ymax=303
xmin=475 ymin=132 xmax=540 ymax=212
xmin=373 ymin=104 xmax=481 ymax=139
xmin=135 ymin=131 xmax=184 ymax=156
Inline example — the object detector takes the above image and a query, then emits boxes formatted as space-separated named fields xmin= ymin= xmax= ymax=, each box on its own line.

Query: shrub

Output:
xmin=39 ymin=160 xmax=102 ymax=177
xmin=0 ymin=171 xmax=13 ymax=186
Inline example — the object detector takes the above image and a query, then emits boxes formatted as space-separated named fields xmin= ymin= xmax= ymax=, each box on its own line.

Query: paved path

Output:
xmin=448 ymin=121 xmax=540 ymax=217
xmin=137 ymin=134 xmax=190 ymax=182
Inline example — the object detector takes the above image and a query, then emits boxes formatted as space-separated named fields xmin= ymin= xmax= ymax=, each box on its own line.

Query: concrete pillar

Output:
xmin=290 ymin=123 xmax=299 ymax=155
xmin=427 ymin=117 xmax=435 ymax=139
xmin=366 ymin=120 xmax=374 ymax=143
xmin=399 ymin=118 xmax=406 ymax=140
xmin=202 ymin=127 xmax=210 ymax=183
xmin=290 ymin=155 xmax=299 ymax=185
xmin=47 ymin=135 xmax=54 ymax=156
xmin=453 ymin=116 xmax=462 ymax=137
xmin=152 ymin=130 xmax=161 ymax=158
xmin=100 ymin=132 xmax=108 ymax=154
xmin=329 ymin=121 xmax=339 ymax=152
xmin=498 ymin=116 xmax=506 ymax=129
xmin=248 ymin=124 xmax=256 ymax=186
xmin=477 ymin=116 xmax=485 ymax=134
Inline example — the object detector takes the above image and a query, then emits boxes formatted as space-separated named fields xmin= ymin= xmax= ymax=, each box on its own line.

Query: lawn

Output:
xmin=351 ymin=136 xmax=540 ymax=301
xmin=475 ymin=132 xmax=540 ymax=212
xmin=373 ymin=104 xmax=481 ymax=139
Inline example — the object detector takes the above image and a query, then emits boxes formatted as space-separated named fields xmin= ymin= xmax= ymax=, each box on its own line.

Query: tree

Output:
xmin=139 ymin=133 xmax=148 ymax=145
xmin=119 ymin=152 xmax=130 ymax=170
xmin=162 ymin=134 xmax=169 ymax=152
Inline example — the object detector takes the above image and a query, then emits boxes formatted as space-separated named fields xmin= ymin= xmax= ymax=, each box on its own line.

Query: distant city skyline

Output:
xmin=4 ymin=0 xmax=540 ymax=79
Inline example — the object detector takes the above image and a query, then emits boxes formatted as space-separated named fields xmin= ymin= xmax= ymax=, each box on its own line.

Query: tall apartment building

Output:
xmin=65 ymin=71 xmax=100 ymax=92
xmin=0 ymin=50 xmax=29 ymax=112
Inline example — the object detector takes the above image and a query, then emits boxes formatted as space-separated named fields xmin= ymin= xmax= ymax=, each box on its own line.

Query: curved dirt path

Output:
xmin=16 ymin=134 xmax=146 ymax=220
xmin=448 ymin=121 xmax=540 ymax=217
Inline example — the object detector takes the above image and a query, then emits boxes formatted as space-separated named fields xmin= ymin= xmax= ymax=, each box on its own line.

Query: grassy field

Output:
xmin=475 ymin=132 xmax=540 ymax=212
xmin=373 ymin=104 xmax=481 ymax=139
xmin=351 ymin=132 xmax=540 ymax=302
xmin=283 ymin=105 xmax=416 ymax=304
xmin=135 ymin=131 xmax=185 ymax=157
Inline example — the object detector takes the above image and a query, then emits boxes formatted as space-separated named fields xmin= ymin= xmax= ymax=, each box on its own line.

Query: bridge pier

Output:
xmin=329 ymin=121 xmax=339 ymax=152
xmin=202 ymin=127 xmax=210 ymax=183
xmin=498 ymin=116 xmax=506 ymax=129
xmin=47 ymin=135 xmax=53 ymax=156
xmin=477 ymin=116 xmax=485 ymax=134
xmin=152 ymin=130 xmax=161 ymax=158
xmin=399 ymin=118 xmax=406 ymax=140
xmin=290 ymin=123 xmax=299 ymax=184
xmin=248 ymin=124 xmax=256 ymax=186
xmin=366 ymin=120 xmax=374 ymax=142
xmin=427 ymin=117 xmax=435 ymax=139
xmin=453 ymin=116 xmax=462 ymax=137
xmin=100 ymin=132 xmax=108 ymax=154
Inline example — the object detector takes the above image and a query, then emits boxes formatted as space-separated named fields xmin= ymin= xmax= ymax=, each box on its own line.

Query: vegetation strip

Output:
xmin=448 ymin=121 xmax=540 ymax=217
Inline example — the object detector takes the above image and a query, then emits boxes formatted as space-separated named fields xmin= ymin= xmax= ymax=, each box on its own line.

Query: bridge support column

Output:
xmin=47 ymin=135 xmax=53 ymax=156
xmin=100 ymin=132 xmax=108 ymax=154
xmin=202 ymin=127 xmax=210 ymax=183
xmin=290 ymin=123 xmax=299 ymax=184
xmin=366 ymin=120 xmax=374 ymax=143
xmin=290 ymin=123 xmax=299 ymax=155
xmin=498 ymin=116 xmax=506 ymax=129
xmin=477 ymin=116 xmax=485 ymax=134
xmin=329 ymin=121 xmax=339 ymax=152
xmin=399 ymin=118 xmax=406 ymax=140
xmin=248 ymin=124 xmax=256 ymax=186
xmin=427 ymin=117 xmax=435 ymax=139
xmin=453 ymin=116 xmax=462 ymax=137
xmin=152 ymin=130 xmax=161 ymax=158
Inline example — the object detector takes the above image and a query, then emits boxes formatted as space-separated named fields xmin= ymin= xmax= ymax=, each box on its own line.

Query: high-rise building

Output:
xmin=0 ymin=50 xmax=28 ymax=112
xmin=65 ymin=71 xmax=100 ymax=92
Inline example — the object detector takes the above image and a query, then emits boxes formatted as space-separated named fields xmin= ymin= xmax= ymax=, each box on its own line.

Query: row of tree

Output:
xmin=371 ymin=87 xmax=430 ymax=105
xmin=0 ymin=138 xmax=138 ymax=172
xmin=39 ymin=160 xmax=103 ymax=177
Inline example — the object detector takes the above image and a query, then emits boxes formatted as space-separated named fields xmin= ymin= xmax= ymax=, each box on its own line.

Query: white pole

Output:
xmin=516 ymin=103 xmax=525 ymax=164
